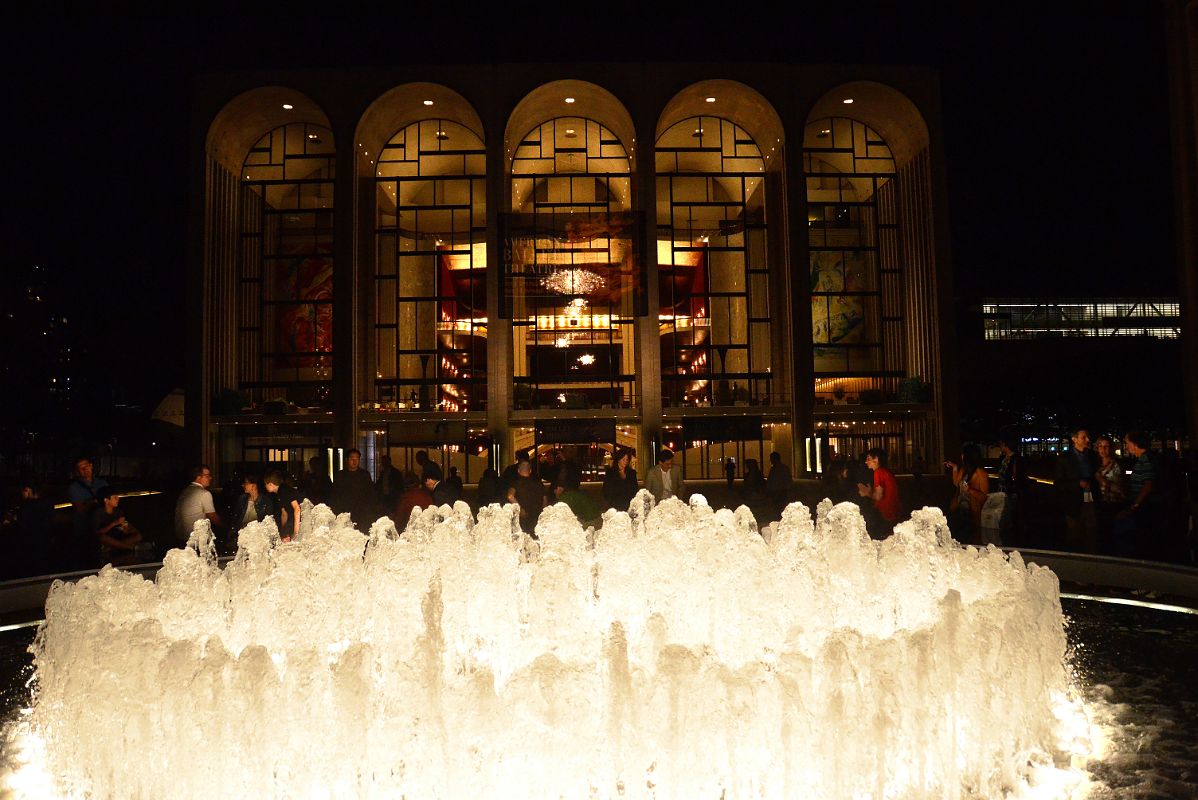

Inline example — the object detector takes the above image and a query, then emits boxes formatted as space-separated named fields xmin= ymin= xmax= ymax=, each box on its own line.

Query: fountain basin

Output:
xmin=0 ymin=496 xmax=1118 ymax=798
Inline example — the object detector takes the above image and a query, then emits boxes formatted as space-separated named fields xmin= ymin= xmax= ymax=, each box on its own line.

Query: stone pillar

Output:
xmin=332 ymin=127 xmax=362 ymax=451
xmin=1167 ymin=0 xmax=1198 ymax=441
xmin=633 ymin=114 xmax=662 ymax=464
xmin=485 ymin=91 xmax=512 ymax=461
xmin=782 ymin=113 xmax=814 ymax=472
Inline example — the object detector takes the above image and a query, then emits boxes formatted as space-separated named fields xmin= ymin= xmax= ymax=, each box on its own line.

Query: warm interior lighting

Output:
xmin=705 ymin=96 xmax=716 ymax=103
xmin=842 ymin=98 xmax=854 ymax=104
xmin=423 ymin=99 xmax=434 ymax=106
xmin=282 ymin=103 xmax=294 ymax=110
xmin=564 ymin=97 xmax=575 ymax=104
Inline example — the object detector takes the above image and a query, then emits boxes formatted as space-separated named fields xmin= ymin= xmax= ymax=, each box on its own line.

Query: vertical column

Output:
xmin=332 ymin=128 xmax=360 ymax=450
xmin=782 ymin=112 xmax=814 ymax=472
xmin=485 ymin=95 xmax=512 ymax=460
xmin=189 ymin=153 xmax=215 ymax=467
xmin=1166 ymin=0 xmax=1198 ymax=441
xmin=633 ymin=115 xmax=662 ymax=464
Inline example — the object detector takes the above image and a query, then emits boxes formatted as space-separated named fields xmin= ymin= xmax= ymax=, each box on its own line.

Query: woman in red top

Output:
xmin=860 ymin=448 xmax=902 ymax=535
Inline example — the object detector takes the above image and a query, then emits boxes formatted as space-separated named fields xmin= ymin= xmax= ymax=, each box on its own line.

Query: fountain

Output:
xmin=2 ymin=493 xmax=1096 ymax=798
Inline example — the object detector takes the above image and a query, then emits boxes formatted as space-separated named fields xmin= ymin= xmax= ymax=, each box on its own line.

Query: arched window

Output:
xmin=509 ymin=117 xmax=635 ymax=410
xmin=804 ymin=117 xmax=897 ymax=383
xmin=374 ymin=119 xmax=486 ymax=412
xmin=656 ymin=116 xmax=771 ymax=408
xmin=238 ymin=123 xmax=335 ymax=409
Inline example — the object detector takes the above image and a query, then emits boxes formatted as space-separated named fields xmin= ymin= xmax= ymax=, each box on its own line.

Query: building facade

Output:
xmin=188 ymin=64 xmax=957 ymax=482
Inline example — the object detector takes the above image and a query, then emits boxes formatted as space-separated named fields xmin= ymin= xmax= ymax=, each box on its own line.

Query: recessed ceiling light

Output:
xmin=282 ymin=103 xmax=294 ymax=110
xmin=705 ymin=96 xmax=716 ymax=103
xmin=423 ymin=100 xmax=434 ymax=106
xmin=564 ymin=97 xmax=575 ymax=104
xmin=843 ymin=98 xmax=854 ymax=104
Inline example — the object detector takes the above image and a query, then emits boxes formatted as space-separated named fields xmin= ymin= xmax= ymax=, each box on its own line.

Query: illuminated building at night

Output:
xmin=188 ymin=64 xmax=958 ymax=480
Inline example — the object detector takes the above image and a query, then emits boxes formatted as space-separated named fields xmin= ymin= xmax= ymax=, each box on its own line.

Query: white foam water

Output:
xmin=10 ymin=493 xmax=1095 ymax=798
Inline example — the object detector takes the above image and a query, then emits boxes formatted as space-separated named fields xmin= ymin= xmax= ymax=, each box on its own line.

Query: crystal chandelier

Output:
xmin=540 ymin=267 xmax=605 ymax=295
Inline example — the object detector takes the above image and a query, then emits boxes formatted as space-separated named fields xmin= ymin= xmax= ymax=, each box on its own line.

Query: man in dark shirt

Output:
xmin=265 ymin=469 xmax=301 ymax=541
xmin=425 ymin=475 xmax=456 ymax=507
xmin=334 ymin=448 xmax=379 ymax=530
xmin=1054 ymin=427 xmax=1099 ymax=553
xmin=90 ymin=487 xmax=143 ymax=565
xmin=1115 ymin=430 xmax=1158 ymax=558
xmin=512 ymin=459 xmax=546 ymax=535
xmin=414 ymin=450 xmax=443 ymax=483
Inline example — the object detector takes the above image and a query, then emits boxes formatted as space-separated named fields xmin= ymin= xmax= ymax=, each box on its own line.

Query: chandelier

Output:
xmin=540 ymin=267 xmax=605 ymax=295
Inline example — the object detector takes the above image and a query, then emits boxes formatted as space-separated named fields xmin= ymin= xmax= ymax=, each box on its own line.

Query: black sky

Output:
xmin=2 ymin=6 xmax=1178 ymax=416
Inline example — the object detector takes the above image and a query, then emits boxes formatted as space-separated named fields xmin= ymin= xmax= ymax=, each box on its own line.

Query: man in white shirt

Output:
xmin=174 ymin=464 xmax=222 ymax=544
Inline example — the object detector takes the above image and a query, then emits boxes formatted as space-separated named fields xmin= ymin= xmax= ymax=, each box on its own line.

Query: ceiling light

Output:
xmin=307 ymin=133 xmax=318 ymax=139
xmin=843 ymin=98 xmax=854 ymax=104
xmin=435 ymin=130 xmax=449 ymax=140
xmin=564 ymin=97 xmax=575 ymax=104
xmin=282 ymin=103 xmax=294 ymax=110
xmin=705 ymin=96 xmax=716 ymax=103
xmin=423 ymin=100 xmax=434 ymax=106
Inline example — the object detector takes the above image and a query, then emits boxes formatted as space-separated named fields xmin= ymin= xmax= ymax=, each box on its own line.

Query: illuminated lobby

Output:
xmin=188 ymin=64 xmax=957 ymax=481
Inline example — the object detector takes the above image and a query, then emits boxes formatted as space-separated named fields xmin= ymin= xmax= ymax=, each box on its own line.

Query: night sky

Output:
xmin=2 ymin=6 xmax=1178 ymax=435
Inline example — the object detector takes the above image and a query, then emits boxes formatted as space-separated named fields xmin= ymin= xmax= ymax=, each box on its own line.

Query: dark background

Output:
xmin=0 ymin=5 xmax=1181 ymax=453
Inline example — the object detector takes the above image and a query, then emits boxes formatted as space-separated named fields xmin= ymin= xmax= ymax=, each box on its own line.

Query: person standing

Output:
xmin=444 ymin=466 xmax=464 ymax=504
xmin=395 ymin=471 xmax=433 ymax=529
xmin=947 ymin=444 xmax=989 ymax=543
xmin=512 ymin=459 xmax=546 ymax=535
xmin=174 ymin=464 xmax=222 ymax=545
xmin=414 ymin=450 xmax=443 ymax=483
xmin=1054 ymin=427 xmax=1099 ymax=553
xmin=859 ymin=448 xmax=901 ymax=537
xmin=766 ymin=451 xmax=793 ymax=518
xmin=334 ymin=448 xmax=378 ymax=530
xmin=231 ymin=474 xmax=275 ymax=532
xmin=1094 ymin=435 xmax=1127 ymax=553
xmin=68 ymin=456 xmax=109 ymax=568
xmin=424 ymin=474 xmax=455 ymax=507
xmin=1115 ymin=430 xmax=1157 ymax=558
xmin=475 ymin=468 xmax=503 ymax=509
xmin=996 ymin=436 xmax=1026 ymax=543
xmin=91 ymin=487 xmax=143 ymax=565
xmin=16 ymin=481 xmax=55 ymax=575
xmin=300 ymin=457 xmax=333 ymax=506
xmin=375 ymin=455 xmax=402 ymax=512
xmin=264 ymin=469 xmax=301 ymax=542
xmin=602 ymin=449 xmax=638 ymax=511
xmin=645 ymin=449 xmax=685 ymax=503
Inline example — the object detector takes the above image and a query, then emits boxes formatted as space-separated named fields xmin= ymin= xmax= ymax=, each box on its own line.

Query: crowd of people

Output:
xmin=1044 ymin=427 xmax=1193 ymax=561
xmin=4 ymin=431 xmax=1194 ymax=576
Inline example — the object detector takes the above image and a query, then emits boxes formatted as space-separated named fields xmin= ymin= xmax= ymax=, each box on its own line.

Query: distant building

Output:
xmin=188 ymin=64 xmax=957 ymax=481
xmin=983 ymin=298 xmax=1181 ymax=341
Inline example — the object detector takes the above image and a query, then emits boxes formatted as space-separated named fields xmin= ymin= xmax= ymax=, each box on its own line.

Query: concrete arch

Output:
xmin=206 ymin=86 xmax=334 ymax=174
xmin=505 ymin=80 xmax=636 ymax=173
xmin=357 ymin=82 xmax=485 ymax=172
xmin=656 ymin=79 xmax=785 ymax=173
xmin=804 ymin=80 xmax=929 ymax=169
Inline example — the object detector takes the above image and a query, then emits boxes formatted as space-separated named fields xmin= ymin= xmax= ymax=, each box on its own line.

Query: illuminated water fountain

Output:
xmin=7 ymin=494 xmax=1095 ymax=798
